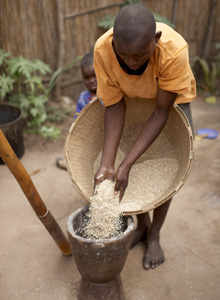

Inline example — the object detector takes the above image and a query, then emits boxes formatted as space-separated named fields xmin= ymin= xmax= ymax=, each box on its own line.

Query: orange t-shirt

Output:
xmin=94 ymin=23 xmax=196 ymax=106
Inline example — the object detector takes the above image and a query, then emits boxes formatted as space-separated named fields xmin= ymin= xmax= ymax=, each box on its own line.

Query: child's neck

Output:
xmin=118 ymin=58 xmax=149 ymax=76
xmin=89 ymin=90 xmax=96 ymax=97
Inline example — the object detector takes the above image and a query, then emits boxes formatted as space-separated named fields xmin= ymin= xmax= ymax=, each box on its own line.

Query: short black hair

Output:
xmin=114 ymin=4 xmax=156 ymax=45
xmin=81 ymin=51 xmax=94 ymax=69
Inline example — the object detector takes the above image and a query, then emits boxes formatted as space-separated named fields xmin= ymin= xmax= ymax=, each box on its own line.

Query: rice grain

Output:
xmin=94 ymin=150 xmax=179 ymax=212
xmin=82 ymin=180 xmax=123 ymax=240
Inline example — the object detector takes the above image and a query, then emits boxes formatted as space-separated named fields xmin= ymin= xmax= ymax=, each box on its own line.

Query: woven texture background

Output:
xmin=1 ymin=0 xmax=219 ymax=100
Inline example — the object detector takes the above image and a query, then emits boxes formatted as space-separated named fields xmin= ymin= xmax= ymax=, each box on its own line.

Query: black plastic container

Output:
xmin=0 ymin=104 xmax=24 ymax=164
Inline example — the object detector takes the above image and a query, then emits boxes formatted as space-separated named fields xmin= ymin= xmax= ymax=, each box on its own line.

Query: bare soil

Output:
xmin=0 ymin=95 xmax=220 ymax=300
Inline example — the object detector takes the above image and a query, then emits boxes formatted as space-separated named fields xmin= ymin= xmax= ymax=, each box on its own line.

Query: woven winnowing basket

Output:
xmin=65 ymin=97 xmax=194 ymax=214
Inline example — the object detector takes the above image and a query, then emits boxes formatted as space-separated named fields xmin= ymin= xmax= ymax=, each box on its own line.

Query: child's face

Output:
xmin=81 ymin=65 xmax=97 ymax=94
xmin=113 ymin=31 xmax=161 ymax=70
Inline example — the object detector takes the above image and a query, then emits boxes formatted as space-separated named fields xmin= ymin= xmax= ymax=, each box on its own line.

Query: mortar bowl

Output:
xmin=67 ymin=205 xmax=135 ymax=299
xmin=67 ymin=205 xmax=135 ymax=283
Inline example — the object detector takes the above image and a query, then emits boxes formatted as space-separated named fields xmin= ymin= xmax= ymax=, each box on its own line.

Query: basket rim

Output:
xmin=65 ymin=97 xmax=194 ymax=214
xmin=64 ymin=97 xmax=100 ymax=200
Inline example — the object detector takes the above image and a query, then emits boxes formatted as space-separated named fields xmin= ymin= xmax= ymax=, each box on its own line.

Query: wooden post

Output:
xmin=171 ymin=0 xmax=178 ymax=25
xmin=55 ymin=0 xmax=65 ymax=100
xmin=0 ymin=129 xmax=72 ymax=256
xmin=201 ymin=0 xmax=218 ymax=59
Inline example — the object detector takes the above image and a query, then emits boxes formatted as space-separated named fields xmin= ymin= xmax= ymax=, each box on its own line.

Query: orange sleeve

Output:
xmin=158 ymin=46 xmax=194 ymax=96
xmin=94 ymin=49 xmax=124 ymax=107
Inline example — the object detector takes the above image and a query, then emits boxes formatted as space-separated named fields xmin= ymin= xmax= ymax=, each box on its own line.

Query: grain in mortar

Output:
xmin=82 ymin=180 xmax=124 ymax=240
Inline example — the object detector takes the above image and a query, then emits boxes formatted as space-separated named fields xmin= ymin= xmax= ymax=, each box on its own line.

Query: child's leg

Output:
xmin=130 ymin=212 xmax=151 ymax=248
xmin=142 ymin=103 xmax=194 ymax=269
xmin=143 ymin=198 xmax=172 ymax=270
xmin=178 ymin=102 xmax=194 ymax=136
xmin=132 ymin=103 xmax=193 ymax=269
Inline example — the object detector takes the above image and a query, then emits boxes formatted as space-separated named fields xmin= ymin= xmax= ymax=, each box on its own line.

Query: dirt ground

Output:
xmin=0 ymin=95 xmax=220 ymax=300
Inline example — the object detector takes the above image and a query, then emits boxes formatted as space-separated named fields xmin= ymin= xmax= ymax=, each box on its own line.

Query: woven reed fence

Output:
xmin=0 ymin=0 xmax=219 ymax=100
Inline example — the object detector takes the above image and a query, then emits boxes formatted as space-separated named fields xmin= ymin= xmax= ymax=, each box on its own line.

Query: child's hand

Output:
xmin=114 ymin=164 xmax=130 ymax=202
xmin=94 ymin=166 xmax=115 ymax=193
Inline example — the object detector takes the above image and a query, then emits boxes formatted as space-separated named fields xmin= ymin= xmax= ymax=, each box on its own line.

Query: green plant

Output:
xmin=119 ymin=0 xmax=142 ymax=8
xmin=98 ymin=0 xmax=175 ymax=31
xmin=0 ymin=50 xmax=81 ymax=139
xmin=32 ymin=125 xmax=61 ymax=139
xmin=47 ymin=56 xmax=82 ymax=94
xmin=152 ymin=12 xmax=175 ymax=28
xmin=98 ymin=13 xmax=115 ymax=30
xmin=0 ymin=50 xmax=52 ymax=132
xmin=191 ymin=55 xmax=219 ymax=94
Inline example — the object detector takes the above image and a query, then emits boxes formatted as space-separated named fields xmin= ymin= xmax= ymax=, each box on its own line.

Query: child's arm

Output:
xmin=74 ymin=97 xmax=84 ymax=119
xmin=115 ymin=88 xmax=177 ymax=201
xmin=94 ymin=97 xmax=126 ymax=188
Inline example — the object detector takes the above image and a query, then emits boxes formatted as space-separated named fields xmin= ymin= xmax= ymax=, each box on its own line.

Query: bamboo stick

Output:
xmin=65 ymin=2 xmax=124 ymax=19
xmin=0 ymin=129 xmax=72 ymax=256
xmin=55 ymin=0 xmax=65 ymax=99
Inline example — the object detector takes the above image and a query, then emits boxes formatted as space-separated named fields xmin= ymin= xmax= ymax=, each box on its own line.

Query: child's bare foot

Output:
xmin=143 ymin=235 xmax=165 ymax=270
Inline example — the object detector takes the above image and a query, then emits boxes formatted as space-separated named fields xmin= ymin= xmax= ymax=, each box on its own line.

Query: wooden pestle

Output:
xmin=0 ymin=129 xmax=71 ymax=256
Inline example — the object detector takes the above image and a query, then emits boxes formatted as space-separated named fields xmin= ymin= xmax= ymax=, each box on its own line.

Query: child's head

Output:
xmin=113 ymin=4 xmax=161 ymax=70
xmin=81 ymin=52 xmax=97 ymax=95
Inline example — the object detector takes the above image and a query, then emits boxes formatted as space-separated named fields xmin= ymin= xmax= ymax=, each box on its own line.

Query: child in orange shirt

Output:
xmin=94 ymin=4 xmax=196 ymax=270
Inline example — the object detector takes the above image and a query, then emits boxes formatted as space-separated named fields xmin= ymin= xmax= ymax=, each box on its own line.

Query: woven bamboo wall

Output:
xmin=0 ymin=0 xmax=219 ymax=100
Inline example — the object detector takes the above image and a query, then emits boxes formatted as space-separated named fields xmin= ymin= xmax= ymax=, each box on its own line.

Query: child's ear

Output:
xmin=155 ymin=31 xmax=162 ymax=43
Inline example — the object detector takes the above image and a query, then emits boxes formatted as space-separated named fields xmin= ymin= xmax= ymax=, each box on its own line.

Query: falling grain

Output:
xmin=82 ymin=179 xmax=123 ymax=240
